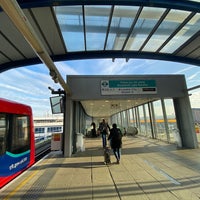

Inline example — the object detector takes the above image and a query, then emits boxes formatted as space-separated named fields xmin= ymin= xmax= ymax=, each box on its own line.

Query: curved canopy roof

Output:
xmin=0 ymin=0 xmax=200 ymax=76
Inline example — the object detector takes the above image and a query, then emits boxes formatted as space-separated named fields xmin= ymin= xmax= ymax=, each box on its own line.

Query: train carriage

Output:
xmin=0 ymin=98 xmax=35 ymax=188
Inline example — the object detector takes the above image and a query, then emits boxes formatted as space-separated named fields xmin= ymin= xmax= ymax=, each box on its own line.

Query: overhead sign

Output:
xmin=101 ymin=80 xmax=157 ymax=95
xmin=50 ymin=96 xmax=64 ymax=114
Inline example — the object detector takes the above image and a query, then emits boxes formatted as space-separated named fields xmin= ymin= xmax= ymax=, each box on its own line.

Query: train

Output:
xmin=0 ymin=98 xmax=35 ymax=188
xmin=34 ymin=117 xmax=63 ymax=143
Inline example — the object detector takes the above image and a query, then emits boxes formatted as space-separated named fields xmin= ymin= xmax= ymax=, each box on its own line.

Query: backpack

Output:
xmin=99 ymin=122 xmax=103 ymax=132
xmin=112 ymin=128 xmax=122 ymax=141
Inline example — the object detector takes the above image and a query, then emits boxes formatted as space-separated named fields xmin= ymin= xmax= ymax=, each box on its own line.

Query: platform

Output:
xmin=1 ymin=135 xmax=200 ymax=200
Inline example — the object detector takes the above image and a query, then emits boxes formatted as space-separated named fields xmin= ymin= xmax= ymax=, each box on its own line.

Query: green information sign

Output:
xmin=101 ymin=80 xmax=157 ymax=95
xmin=109 ymin=80 xmax=156 ymax=88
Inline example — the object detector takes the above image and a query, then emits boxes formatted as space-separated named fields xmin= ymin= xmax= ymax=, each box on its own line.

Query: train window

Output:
xmin=35 ymin=127 xmax=45 ymax=133
xmin=0 ymin=114 xmax=8 ymax=155
xmin=8 ymin=115 xmax=30 ymax=154
xmin=47 ymin=126 xmax=62 ymax=133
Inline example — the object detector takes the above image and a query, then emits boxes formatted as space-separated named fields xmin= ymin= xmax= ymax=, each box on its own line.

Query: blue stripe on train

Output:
xmin=0 ymin=150 xmax=30 ymax=176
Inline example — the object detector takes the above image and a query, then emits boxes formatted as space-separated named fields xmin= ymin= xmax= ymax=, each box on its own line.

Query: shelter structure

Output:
xmin=0 ymin=1 xmax=200 ymax=157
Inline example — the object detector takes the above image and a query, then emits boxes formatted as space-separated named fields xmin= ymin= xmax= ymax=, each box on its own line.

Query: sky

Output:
xmin=0 ymin=58 xmax=200 ymax=117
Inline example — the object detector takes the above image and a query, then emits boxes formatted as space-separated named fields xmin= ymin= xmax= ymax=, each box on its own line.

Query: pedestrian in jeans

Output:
xmin=99 ymin=119 xmax=110 ymax=148
xmin=108 ymin=123 xmax=122 ymax=164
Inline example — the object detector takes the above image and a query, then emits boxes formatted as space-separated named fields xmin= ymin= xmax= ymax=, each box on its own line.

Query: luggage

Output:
xmin=104 ymin=147 xmax=111 ymax=164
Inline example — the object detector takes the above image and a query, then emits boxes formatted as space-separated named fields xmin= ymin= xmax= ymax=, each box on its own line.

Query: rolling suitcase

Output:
xmin=104 ymin=147 xmax=111 ymax=164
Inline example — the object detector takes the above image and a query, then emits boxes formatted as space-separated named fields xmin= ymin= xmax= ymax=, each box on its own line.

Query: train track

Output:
xmin=35 ymin=140 xmax=51 ymax=161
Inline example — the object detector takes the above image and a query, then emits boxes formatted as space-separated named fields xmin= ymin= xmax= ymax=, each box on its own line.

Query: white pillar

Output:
xmin=63 ymin=97 xmax=73 ymax=157
xmin=173 ymin=96 xmax=198 ymax=148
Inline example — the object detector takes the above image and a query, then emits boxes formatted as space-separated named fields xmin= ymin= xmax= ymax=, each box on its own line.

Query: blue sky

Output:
xmin=0 ymin=58 xmax=200 ymax=117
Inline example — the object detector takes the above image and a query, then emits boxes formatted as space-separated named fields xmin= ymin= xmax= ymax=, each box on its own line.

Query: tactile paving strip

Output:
xmin=22 ymin=156 xmax=63 ymax=199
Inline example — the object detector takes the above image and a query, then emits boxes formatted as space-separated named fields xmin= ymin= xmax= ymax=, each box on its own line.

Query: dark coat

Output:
xmin=99 ymin=122 xmax=110 ymax=135
xmin=108 ymin=128 xmax=122 ymax=149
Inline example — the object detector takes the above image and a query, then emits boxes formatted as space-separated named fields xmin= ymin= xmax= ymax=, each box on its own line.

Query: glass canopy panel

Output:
xmin=125 ymin=7 xmax=166 ymax=51
xmin=55 ymin=6 xmax=84 ymax=52
xmin=106 ymin=6 xmax=139 ymax=50
xmin=143 ymin=10 xmax=191 ymax=52
xmin=161 ymin=13 xmax=200 ymax=53
xmin=85 ymin=6 xmax=110 ymax=51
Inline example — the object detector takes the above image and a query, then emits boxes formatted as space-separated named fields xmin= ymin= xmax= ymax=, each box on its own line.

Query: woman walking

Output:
xmin=108 ymin=123 xmax=122 ymax=164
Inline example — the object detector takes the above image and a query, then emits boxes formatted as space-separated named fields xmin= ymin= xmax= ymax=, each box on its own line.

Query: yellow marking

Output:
xmin=2 ymin=155 xmax=50 ymax=200
xmin=3 ymin=170 xmax=38 ymax=200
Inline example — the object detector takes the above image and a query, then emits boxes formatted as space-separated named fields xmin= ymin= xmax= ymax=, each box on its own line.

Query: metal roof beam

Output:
xmin=0 ymin=0 xmax=71 ymax=95
xmin=122 ymin=6 xmax=143 ymax=51
xmin=1 ymin=51 xmax=199 ymax=73
xmin=104 ymin=5 xmax=114 ymax=50
xmin=15 ymin=0 xmax=200 ymax=13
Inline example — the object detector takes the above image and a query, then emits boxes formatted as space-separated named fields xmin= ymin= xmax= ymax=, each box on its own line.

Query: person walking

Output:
xmin=91 ymin=122 xmax=97 ymax=137
xmin=108 ymin=123 xmax=122 ymax=164
xmin=99 ymin=119 xmax=110 ymax=148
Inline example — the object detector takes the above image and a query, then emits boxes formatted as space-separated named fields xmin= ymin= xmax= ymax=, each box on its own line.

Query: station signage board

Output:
xmin=101 ymin=80 xmax=157 ymax=95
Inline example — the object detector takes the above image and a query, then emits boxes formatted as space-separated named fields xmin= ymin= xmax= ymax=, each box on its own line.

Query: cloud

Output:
xmin=0 ymin=59 xmax=200 ymax=117
xmin=0 ymin=66 xmax=56 ymax=116
xmin=56 ymin=62 xmax=80 ymax=76
xmin=173 ymin=65 xmax=196 ymax=74
xmin=99 ymin=59 xmax=127 ymax=74
xmin=94 ymin=59 xmax=146 ymax=75
xmin=187 ymin=71 xmax=200 ymax=80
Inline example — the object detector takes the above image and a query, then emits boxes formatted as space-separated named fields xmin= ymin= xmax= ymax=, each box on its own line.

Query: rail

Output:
xmin=35 ymin=139 xmax=51 ymax=161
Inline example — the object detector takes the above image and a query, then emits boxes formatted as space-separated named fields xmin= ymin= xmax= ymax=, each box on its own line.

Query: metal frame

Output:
xmin=16 ymin=0 xmax=200 ymax=13
xmin=0 ymin=0 xmax=199 ymax=73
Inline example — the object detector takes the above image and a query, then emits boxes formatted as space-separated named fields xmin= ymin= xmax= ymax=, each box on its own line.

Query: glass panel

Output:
xmin=117 ymin=112 xmax=121 ymax=127
xmin=189 ymin=88 xmax=200 ymax=143
xmin=153 ymin=100 xmax=167 ymax=141
xmin=138 ymin=105 xmax=146 ymax=136
xmin=161 ymin=13 xmax=200 ymax=53
xmin=0 ymin=114 xmax=7 ymax=155
xmin=187 ymin=0 xmax=200 ymax=2
xmin=143 ymin=10 xmax=191 ymax=52
xmin=55 ymin=6 xmax=84 ymax=52
xmin=121 ymin=110 xmax=128 ymax=129
xmin=144 ymin=104 xmax=152 ymax=138
xmin=85 ymin=6 xmax=110 ymax=50
xmin=128 ymin=108 xmax=134 ymax=126
xmin=113 ymin=112 xmax=121 ymax=127
xmin=50 ymin=96 xmax=64 ymax=114
xmin=106 ymin=6 xmax=139 ymax=50
xmin=164 ymin=99 xmax=178 ymax=143
xmin=9 ymin=115 xmax=30 ymax=154
xmin=125 ymin=7 xmax=166 ymax=51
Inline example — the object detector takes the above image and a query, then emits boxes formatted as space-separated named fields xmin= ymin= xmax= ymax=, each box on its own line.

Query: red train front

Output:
xmin=0 ymin=98 xmax=35 ymax=188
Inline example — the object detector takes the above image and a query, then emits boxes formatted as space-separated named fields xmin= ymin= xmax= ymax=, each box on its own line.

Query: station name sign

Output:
xmin=101 ymin=80 xmax=157 ymax=95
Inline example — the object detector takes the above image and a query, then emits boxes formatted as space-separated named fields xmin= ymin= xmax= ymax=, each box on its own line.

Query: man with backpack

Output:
xmin=99 ymin=119 xmax=110 ymax=148
xmin=108 ymin=123 xmax=122 ymax=164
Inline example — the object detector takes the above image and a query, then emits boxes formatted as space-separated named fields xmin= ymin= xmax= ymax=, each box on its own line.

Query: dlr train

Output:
xmin=0 ymin=98 xmax=35 ymax=188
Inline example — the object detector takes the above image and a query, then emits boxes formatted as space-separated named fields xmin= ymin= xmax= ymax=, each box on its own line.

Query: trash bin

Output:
xmin=172 ymin=129 xmax=182 ymax=148
xmin=76 ymin=133 xmax=85 ymax=152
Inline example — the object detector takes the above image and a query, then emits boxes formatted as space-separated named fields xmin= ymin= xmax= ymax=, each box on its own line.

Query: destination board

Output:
xmin=101 ymin=80 xmax=157 ymax=95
